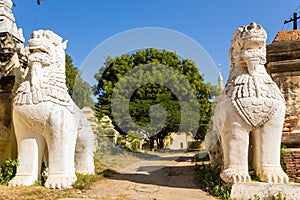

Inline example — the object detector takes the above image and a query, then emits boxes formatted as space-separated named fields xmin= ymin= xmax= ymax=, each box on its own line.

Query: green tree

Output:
xmin=65 ymin=54 xmax=79 ymax=96
xmin=206 ymin=82 xmax=222 ymax=100
xmin=206 ymin=82 xmax=222 ymax=112
xmin=65 ymin=54 xmax=94 ymax=108
xmin=94 ymin=48 xmax=211 ymax=147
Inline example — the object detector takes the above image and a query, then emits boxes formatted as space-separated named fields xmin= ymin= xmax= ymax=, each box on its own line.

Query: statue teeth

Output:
xmin=244 ymin=37 xmax=264 ymax=42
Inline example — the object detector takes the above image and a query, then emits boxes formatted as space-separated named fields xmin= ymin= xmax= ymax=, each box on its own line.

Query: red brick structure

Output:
xmin=267 ymin=30 xmax=300 ymax=182
xmin=273 ymin=30 xmax=300 ymax=42
xmin=282 ymin=148 xmax=300 ymax=182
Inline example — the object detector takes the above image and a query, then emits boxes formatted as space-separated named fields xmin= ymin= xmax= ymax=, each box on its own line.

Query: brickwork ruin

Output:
xmin=267 ymin=30 xmax=300 ymax=182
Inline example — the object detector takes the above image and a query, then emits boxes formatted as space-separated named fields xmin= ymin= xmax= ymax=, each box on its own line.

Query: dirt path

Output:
xmin=80 ymin=151 xmax=217 ymax=200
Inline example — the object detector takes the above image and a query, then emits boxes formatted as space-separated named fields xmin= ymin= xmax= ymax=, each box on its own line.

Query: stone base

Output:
xmin=230 ymin=182 xmax=300 ymax=200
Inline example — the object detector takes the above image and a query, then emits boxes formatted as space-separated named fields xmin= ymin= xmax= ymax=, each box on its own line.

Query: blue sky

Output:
xmin=12 ymin=0 xmax=300 ymax=86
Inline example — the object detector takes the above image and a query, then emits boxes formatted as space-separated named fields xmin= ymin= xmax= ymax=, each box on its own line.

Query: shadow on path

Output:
xmin=85 ymin=152 xmax=218 ymax=200
xmin=106 ymin=153 xmax=200 ymax=189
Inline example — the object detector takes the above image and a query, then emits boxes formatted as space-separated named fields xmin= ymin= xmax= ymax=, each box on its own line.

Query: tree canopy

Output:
xmin=65 ymin=54 xmax=94 ymax=108
xmin=94 ymin=48 xmax=212 ymax=146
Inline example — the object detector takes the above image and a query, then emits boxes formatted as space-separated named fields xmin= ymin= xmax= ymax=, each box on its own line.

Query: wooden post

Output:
xmin=294 ymin=13 xmax=298 ymax=30
xmin=284 ymin=12 xmax=300 ymax=30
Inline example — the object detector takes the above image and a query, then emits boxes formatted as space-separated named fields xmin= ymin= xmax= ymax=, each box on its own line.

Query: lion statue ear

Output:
xmin=62 ymin=40 xmax=68 ymax=50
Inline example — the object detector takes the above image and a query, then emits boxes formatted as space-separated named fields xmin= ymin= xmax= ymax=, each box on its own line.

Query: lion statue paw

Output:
xmin=220 ymin=168 xmax=251 ymax=184
xmin=259 ymin=167 xmax=289 ymax=184
xmin=9 ymin=175 xmax=36 ymax=187
xmin=45 ymin=175 xmax=77 ymax=189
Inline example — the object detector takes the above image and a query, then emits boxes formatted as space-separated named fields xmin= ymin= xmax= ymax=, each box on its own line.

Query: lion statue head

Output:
xmin=27 ymin=30 xmax=68 ymax=73
xmin=229 ymin=22 xmax=267 ymax=76
xmin=15 ymin=30 xmax=71 ymax=108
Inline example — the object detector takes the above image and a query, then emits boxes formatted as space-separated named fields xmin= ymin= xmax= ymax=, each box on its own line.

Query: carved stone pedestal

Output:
xmin=231 ymin=182 xmax=300 ymax=200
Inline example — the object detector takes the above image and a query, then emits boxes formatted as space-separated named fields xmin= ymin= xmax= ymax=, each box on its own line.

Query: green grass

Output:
xmin=0 ymin=160 xmax=115 ymax=200
xmin=196 ymin=164 xmax=231 ymax=200
xmin=73 ymin=160 xmax=117 ymax=190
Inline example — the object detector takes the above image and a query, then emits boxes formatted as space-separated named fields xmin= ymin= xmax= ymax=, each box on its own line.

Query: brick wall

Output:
xmin=273 ymin=30 xmax=300 ymax=42
xmin=283 ymin=148 xmax=300 ymax=182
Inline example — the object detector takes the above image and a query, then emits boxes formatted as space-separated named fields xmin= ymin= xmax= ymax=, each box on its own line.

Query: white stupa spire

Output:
xmin=218 ymin=64 xmax=223 ymax=90
xmin=0 ymin=0 xmax=24 ymax=42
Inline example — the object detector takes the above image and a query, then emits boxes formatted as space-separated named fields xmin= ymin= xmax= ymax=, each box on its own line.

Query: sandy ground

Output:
xmin=73 ymin=151 xmax=217 ymax=200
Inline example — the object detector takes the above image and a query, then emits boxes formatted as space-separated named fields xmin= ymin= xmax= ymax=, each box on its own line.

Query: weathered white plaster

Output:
xmin=9 ymin=30 xmax=94 ymax=189
xmin=205 ymin=22 xmax=289 ymax=184
xmin=231 ymin=182 xmax=300 ymax=200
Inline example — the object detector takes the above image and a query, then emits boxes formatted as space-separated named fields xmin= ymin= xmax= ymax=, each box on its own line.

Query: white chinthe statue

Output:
xmin=205 ymin=22 xmax=289 ymax=184
xmin=9 ymin=30 xmax=94 ymax=189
